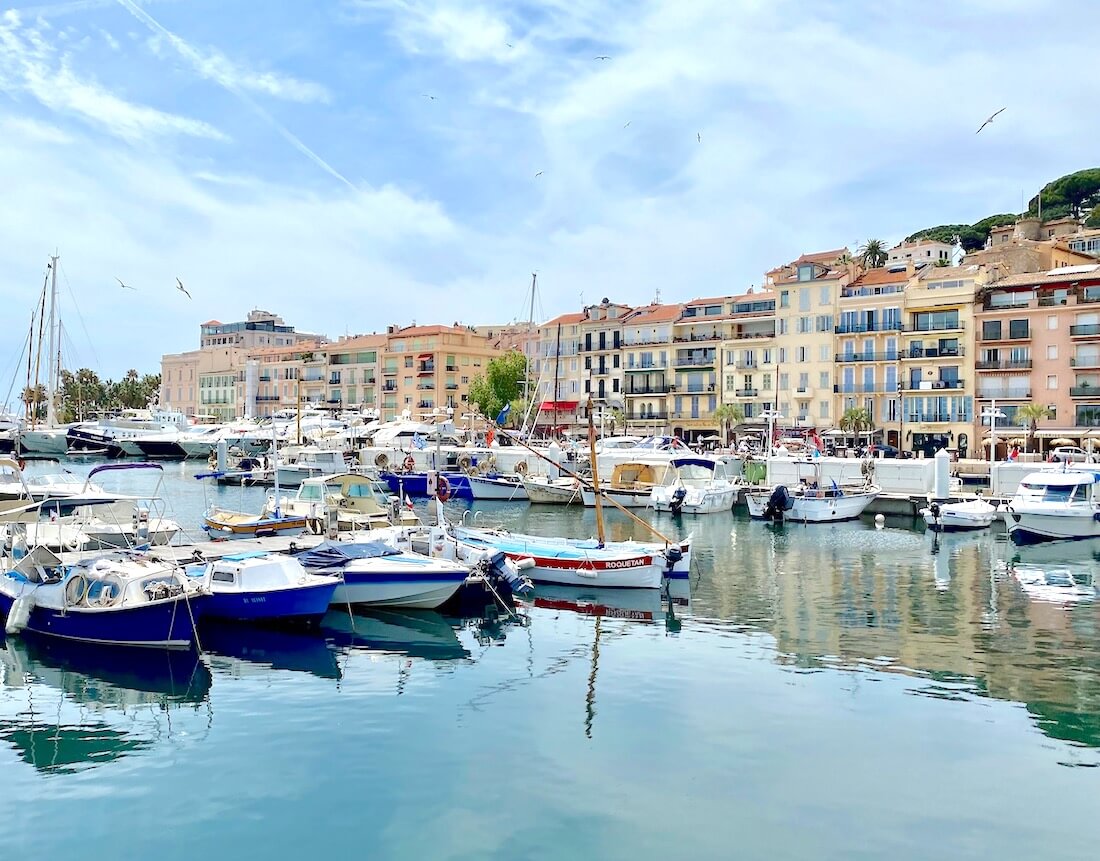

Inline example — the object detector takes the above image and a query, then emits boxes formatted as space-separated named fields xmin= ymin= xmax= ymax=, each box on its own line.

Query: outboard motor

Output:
xmin=762 ymin=485 xmax=790 ymax=522
xmin=669 ymin=486 xmax=688 ymax=515
xmin=132 ymin=505 xmax=151 ymax=544
xmin=664 ymin=544 xmax=684 ymax=574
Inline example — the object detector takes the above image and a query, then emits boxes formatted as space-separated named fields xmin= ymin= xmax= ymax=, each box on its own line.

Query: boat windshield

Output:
xmin=1018 ymin=481 xmax=1085 ymax=503
xmin=329 ymin=481 xmax=377 ymax=500
xmin=298 ymin=484 xmax=323 ymax=501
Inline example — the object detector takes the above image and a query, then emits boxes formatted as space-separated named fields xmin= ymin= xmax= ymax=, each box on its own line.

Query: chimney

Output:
xmin=906 ymin=258 xmax=915 ymax=276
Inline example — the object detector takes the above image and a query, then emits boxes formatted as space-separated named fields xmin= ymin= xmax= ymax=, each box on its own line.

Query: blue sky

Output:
xmin=1 ymin=0 xmax=1098 ymax=381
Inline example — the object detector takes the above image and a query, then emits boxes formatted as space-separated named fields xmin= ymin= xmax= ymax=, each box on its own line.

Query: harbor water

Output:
xmin=2 ymin=460 xmax=1099 ymax=859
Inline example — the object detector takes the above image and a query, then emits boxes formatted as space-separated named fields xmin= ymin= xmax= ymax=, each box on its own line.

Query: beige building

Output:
xmin=534 ymin=312 xmax=585 ymax=434
xmin=579 ymin=300 xmax=632 ymax=419
xmin=323 ymin=335 xmax=385 ymax=413
xmin=887 ymin=238 xmax=954 ymax=269
xmin=719 ymin=292 xmax=778 ymax=424
xmin=622 ymin=303 xmax=682 ymax=433
xmin=240 ymin=341 xmax=321 ymax=417
xmin=161 ymin=345 xmax=243 ymax=419
xmin=200 ymin=309 xmax=316 ymax=350
xmin=768 ymin=249 xmax=852 ymax=428
xmin=900 ymin=265 xmax=984 ymax=457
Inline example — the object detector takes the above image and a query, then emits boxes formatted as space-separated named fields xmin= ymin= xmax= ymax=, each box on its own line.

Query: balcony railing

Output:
xmin=682 ymin=384 xmax=717 ymax=394
xmin=834 ymin=384 xmax=881 ymax=394
xmin=418 ymin=363 xmax=435 ymax=374
xmin=445 ymin=364 xmax=458 ymax=372
xmin=734 ymin=388 xmax=759 ymax=397
xmin=977 ymin=389 xmax=1030 ymax=399
xmin=1071 ymin=385 xmax=1098 ymax=398
xmin=901 ymin=380 xmax=965 ymax=391
xmin=734 ymin=360 xmax=758 ymax=370
xmin=1071 ymin=323 xmax=1100 ymax=337
xmin=625 ymin=362 xmax=668 ymax=371
xmin=627 ymin=411 xmax=669 ymax=420
xmin=902 ymin=347 xmax=965 ymax=359
xmin=255 ymin=395 xmax=281 ymax=402
xmin=416 ymin=383 xmax=435 ymax=390
xmin=626 ymin=385 xmax=671 ymax=395
xmin=673 ymin=332 xmax=722 ymax=343
xmin=623 ymin=336 xmax=671 ymax=347
xmin=674 ymin=356 xmax=716 ymax=367
xmin=835 ymin=352 xmax=898 ymax=363
xmin=903 ymin=322 xmax=963 ymax=333
xmin=835 ymin=323 xmax=902 ymax=334
xmin=728 ymin=330 xmax=775 ymax=340
xmin=382 ymin=383 xmax=397 ymax=392
xmin=975 ymin=359 xmax=1032 ymax=370
xmin=979 ymin=328 xmax=1030 ymax=341
xmin=445 ymin=383 xmax=458 ymax=391
xmin=1071 ymin=356 xmax=1100 ymax=368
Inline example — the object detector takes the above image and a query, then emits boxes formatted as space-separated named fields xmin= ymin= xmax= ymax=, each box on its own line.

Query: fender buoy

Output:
xmin=403 ymin=455 xmax=416 ymax=472
xmin=375 ymin=453 xmax=390 ymax=468
xmin=437 ymin=476 xmax=451 ymax=502
xmin=515 ymin=461 xmax=528 ymax=475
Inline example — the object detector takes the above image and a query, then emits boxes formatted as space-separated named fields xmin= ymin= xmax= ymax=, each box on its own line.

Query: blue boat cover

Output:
xmin=295 ymin=540 xmax=401 ymax=570
xmin=670 ymin=457 xmax=717 ymax=470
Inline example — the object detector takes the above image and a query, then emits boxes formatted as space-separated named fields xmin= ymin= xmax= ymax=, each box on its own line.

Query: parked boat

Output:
xmin=186 ymin=552 xmax=338 ymax=624
xmin=379 ymin=469 xmax=473 ymax=499
xmin=746 ymin=471 xmax=880 ymax=523
xmin=522 ymin=475 xmax=582 ymax=505
xmin=920 ymin=496 xmax=998 ymax=532
xmin=579 ymin=461 xmax=673 ymax=508
xmin=468 ymin=473 xmax=529 ymax=501
xmin=0 ymin=549 xmax=206 ymax=648
xmin=650 ymin=457 xmax=739 ymax=515
xmin=266 ymin=472 xmax=419 ymax=533
xmin=275 ymin=447 xmax=349 ymax=486
xmin=296 ymin=539 xmax=470 ymax=609
xmin=1005 ymin=467 xmax=1100 ymax=545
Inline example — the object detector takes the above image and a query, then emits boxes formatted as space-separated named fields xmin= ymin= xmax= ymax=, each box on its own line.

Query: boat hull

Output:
xmin=652 ymin=487 xmax=738 ymax=515
xmin=522 ymin=479 xmax=580 ymax=505
xmin=205 ymin=581 xmax=337 ymax=623
xmin=920 ymin=507 xmax=997 ymax=533
xmin=134 ymin=439 xmax=188 ymax=460
xmin=579 ymin=487 xmax=654 ymax=508
xmin=66 ymin=427 xmax=128 ymax=458
xmin=202 ymin=510 xmax=308 ymax=539
xmin=746 ymin=489 xmax=878 ymax=522
xmin=468 ymin=477 xmax=529 ymax=500
xmin=0 ymin=591 xmax=202 ymax=648
xmin=18 ymin=430 xmax=68 ymax=456
xmin=1006 ymin=509 xmax=1100 ymax=545
xmin=332 ymin=567 xmax=467 ymax=609
xmin=380 ymin=471 xmax=473 ymax=499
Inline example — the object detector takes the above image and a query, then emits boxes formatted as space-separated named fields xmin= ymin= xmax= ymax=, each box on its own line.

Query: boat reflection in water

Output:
xmin=321 ymin=608 xmax=471 ymax=661
xmin=0 ymin=634 xmax=211 ymax=775
xmin=1011 ymin=562 xmax=1096 ymax=605
xmin=200 ymin=620 xmax=342 ymax=681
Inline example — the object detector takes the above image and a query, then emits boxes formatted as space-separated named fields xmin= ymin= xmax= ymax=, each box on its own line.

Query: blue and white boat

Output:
xmin=1005 ymin=466 xmax=1100 ymax=545
xmin=0 ymin=549 xmax=206 ymax=648
xmin=187 ymin=552 xmax=338 ymax=624
xmin=296 ymin=539 xmax=469 ymax=609
xmin=379 ymin=470 xmax=473 ymax=499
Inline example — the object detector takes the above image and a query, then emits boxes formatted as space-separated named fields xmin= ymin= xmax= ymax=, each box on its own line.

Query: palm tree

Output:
xmin=1016 ymin=403 xmax=1050 ymax=454
xmin=713 ymin=404 xmax=744 ymax=444
xmin=857 ymin=239 xmax=888 ymax=269
xmin=839 ymin=406 xmax=874 ymax=447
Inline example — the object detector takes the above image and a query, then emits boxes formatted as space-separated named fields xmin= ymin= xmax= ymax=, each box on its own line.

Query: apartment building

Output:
xmin=974 ymin=262 xmax=1100 ymax=444
xmin=239 ymin=341 xmax=322 ymax=417
xmin=768 ymin=250 xmax=851 ymax=428
xmin=380 ymin=325 xmax=500 ymax=421
xmin=834 ymin=268 xmax=906 ymax=445
xmin=720 ymin=292 xmax=777 ymax=423
xmin=534 ymin=312 xmax=584 ymax=434
xmin=887 ymin=239 xmax=954 ymax=268
xmin=900 ymin=266 xmax=983 ymax=457
xmin=200 ymin=309 xmax=318 ymax=349
xmin=579 ymin=300 xmax=631 ymax=412
xmin=622 ymin=303 xmax=682 ymax=432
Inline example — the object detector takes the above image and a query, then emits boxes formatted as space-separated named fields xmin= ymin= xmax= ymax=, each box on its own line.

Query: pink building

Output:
xmin=974 ymin=263 xmax=1100 ymax=452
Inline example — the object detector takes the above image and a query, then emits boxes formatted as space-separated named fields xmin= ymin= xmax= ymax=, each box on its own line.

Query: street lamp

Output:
xmin=980 ymin=399 xmax=1007 ymax=463
xmin=761 ymin=408 xmax=783 ymax=457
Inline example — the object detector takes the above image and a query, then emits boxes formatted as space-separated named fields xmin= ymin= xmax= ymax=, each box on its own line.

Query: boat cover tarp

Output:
xmin=295 ymin=540 xmax=401 ymax=570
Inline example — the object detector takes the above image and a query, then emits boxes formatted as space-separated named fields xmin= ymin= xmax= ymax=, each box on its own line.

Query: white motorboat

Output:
xmin=265 ymin=473 xmax=418 ymax=533
xmin=746 ymin=479 xmax=880 ymax=523
xmin=650 ymin=457 xmax=740 ymax=515
xmin=579 ymin=461 xmax=673 ymax=508
xmin=467 ymin=474 xmax=529 ymax=501
xmin=276 ymin=447 xmax=349 ymax=486
xmin=920 ymin=496 xmax=998 ymax=532
xmin=296 ymin=538 xmax=469 ymax=609
xmin=1005 ymin=466 xmax=1100 ymax=545
xmin=522 ymin=475 xmax=582 ymax=505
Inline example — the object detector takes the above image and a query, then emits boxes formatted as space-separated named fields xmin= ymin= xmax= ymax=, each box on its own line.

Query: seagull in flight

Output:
xmin=422 ymin=93 xmax=437 ymax=101
xmin=534 ymin=171 xmax=544 ymax=177
xmin=697 ymin=132 xmax=701 ymax=143
xmin=623 ymin=121 xmax=631 ymax=128
xmin=594 ymin=55 xmax=610 ymax=60
xmin=116 ymin=277 xmax=135 ymax=290
xmin=176 ymin=277 xmax=191 ymax=299
xmin=975 ymin=107 xmax=1006 ymax=134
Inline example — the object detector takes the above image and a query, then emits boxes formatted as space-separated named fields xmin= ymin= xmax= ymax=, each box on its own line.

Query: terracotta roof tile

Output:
xmin=542 ymin=312 xmax=585 ymax=327
xmin=850 ymin=268 xmax=909 ymax=287
xmin=624 ymin=303 xmax=683 ymax=323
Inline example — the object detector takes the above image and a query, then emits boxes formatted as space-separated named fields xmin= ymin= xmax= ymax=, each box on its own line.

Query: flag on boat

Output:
xmin=494 ymin=403 xmax=511 ymax=426
xmin=412 ymin=433 xmax=427 ymax=450
xmin=404 ymin=494 xmax=414 ymax=509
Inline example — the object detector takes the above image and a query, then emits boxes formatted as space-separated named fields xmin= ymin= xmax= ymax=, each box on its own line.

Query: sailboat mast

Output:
xmin=45 ymin=254 xmax=59 ymax=427
xmin=552 ymin=321 xmax=561 ymax=437
xmin=585 ymin=393 xmax=606 ymax=545
xmin=31 ymin=279 xmax=48 ymax=428
xmin=524 ymin=272 xmax=536 ymax=410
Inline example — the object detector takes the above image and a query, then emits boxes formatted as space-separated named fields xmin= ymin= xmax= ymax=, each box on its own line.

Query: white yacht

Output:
xmin=1005 ymin=466 xmax=1100 ymax=545
xmin=650 ymin=457 xmax=740 ymax=515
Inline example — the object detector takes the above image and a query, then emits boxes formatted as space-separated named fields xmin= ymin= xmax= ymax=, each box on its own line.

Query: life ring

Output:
xmin=374 ymin=453 xmax=390 ymax=468
xmin=437 ymin=476 xmax=452 ymax=502
xmin=403 ymin=455 xmax=416 ymax=472
xmin=457 ymin=454 xmax=472 ymax=470
xmin=17 ymin=458 xmax=27 ymax=471
xmin=65 ymin=574 xmax=88 ymax=607
xmin=515 ymin=461 xmax=528 ymax=475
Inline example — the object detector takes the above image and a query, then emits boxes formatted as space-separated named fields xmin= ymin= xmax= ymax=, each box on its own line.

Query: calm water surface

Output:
xmin=2 ymin=460 xmax=1099 ymax=859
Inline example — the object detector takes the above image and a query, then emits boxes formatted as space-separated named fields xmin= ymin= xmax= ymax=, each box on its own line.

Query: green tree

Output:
xmin=607 ymin=407 xmax=624 ymax=436
xmin=467 ymin=351 xmax=529 ymax=421
xmin=712 ymin=404 xmax=743 ymax=443
xmin=1029 ymin=168 xmax=1100 ymax=219
xmin=906 ymin=224 xmax=986 ymax=252
xmin=1085 ymin=204 xmax=1100 ymax=228
xmin=21 ymin=385 xmax=47 ymax=421
xmin=1016 ymin=403 xmax=1050 ymax=454
xmin=857 ymin=239 xmax=888 ymax=269
xmin=839 ymin=406 xmax=874 ymax=444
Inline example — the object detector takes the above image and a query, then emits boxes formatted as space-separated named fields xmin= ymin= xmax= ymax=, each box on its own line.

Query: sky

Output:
xmin=1 ymin=0 xmax=1098 ymax=382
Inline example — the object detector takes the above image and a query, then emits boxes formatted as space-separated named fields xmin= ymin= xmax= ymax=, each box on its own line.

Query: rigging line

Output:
xmin=2 ymin=327 xmax=33 ymax=412
xmin=57 ymin=261 xmax=102 ymax=371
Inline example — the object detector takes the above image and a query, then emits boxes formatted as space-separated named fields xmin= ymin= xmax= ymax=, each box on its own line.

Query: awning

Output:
xmin=1034 ymin=429 xmax=1084 ymax=438
xmin=540 ymin=400 xmax=579 ymax=411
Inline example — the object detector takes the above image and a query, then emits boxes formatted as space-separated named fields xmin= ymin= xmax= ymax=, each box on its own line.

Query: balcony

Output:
xmin=623 ymin=336 xmax=671 ymax=347
xmin=326 ymin=397 xmax=342 ymax=405
xmin=1071 ymin=385 xmax=1098 ymax=398
xmin=1071 ymin=323 xmax=1100 ymax=337
xmin=977 ymin=389 xmax=1030 ymax=399
xmin=626 ymin=385 xmax=671 ymax=395
xmin=255 ymin=394 xmax=281 ymax=402
xmin=834 ymin=384 xmax=880 ymax=394
xmin=445 ymin=383 xmax=458 ymax=391
xmin=835 ymin=323 xmax=902 ymax=334
xmin=975 ymin=359 xmax=1032 ymax=370
xmin=445 ymin=364 xmax=458 ymax=372
xmin=903 ymin=322 xmax=964 ymax=333
xmin=328 ymin=377 xmax=341 ymax=386
xmin=734 ymin=388 xmax=759 ymax=398
xmin=674 ymin=355 xmax=716 ymax=367
xmin=416 ymin=383 xmax=435 ymax=391
xmin=625 ymin=362 xmax=668 ymax=372
xmin=835 ymin=352 xmax=898 ymax=363
xmin=979 ymin=327 xmax=1030 ymax=342
xmin=416 ymin=401 xmax=434 ymax=409
xmin=673 ymin=332 xmax=722 ymax=343
xmin=417 ymin=363 xmax=435 ymax=375
xmin=383 ymin=368 xmax=398 ymax=376
xmin=734 ymin=360 xmax=758 ymax=370
xmin=682 ymin=384 xmax=717 ymax=394
xmin=257 ymin=375 xmax=272 ymax=382
xmin=302 ymin=373 xmax=324 ymax=383
xmin=728 ymin=329 xmax=775 ymax=341
xmin=627 ymin=411 xmax=669 ymax=421
xmin=901 ymin=380 xmax=965 ymax=391
xmin=902 ymin=347 xmax=965 ymax=360
xmin=982 ymin=295 xmax=1033 ymax=311
xmin=382 ymin=383 xmax=397 ymax=393
xmin=1071 ymin=356 xmax=1100 ymax=368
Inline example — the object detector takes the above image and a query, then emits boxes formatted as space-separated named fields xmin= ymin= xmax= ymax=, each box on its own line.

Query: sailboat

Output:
xmin=17 ymin=256 xmax=70 ymax=456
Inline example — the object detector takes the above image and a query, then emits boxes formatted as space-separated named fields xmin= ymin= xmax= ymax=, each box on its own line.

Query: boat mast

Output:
xmin=524 ymin=273 xmax=536 ymax=411
xmin=31 ymin=276 xmax=48 ymax=429
xmin=45 ymin=254 xmax=59 ymax=428
xmin=272 ymin=417 xmax=281 ymax=517
xmin=585 ymin=392 xmax=606 ymax=546
xmin=552 ymin=320 xmax=561 ymax=438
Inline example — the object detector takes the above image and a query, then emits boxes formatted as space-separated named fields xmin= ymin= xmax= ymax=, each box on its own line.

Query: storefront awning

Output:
xmin=540 ymin=400 xmax=579 ymax=411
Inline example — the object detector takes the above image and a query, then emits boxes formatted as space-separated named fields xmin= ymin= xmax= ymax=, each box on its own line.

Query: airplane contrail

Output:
xmin=114 ymin=0 xmax=357 ymax=192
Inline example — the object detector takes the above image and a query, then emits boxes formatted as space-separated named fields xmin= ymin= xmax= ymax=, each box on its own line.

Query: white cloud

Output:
xmin=348 ymin=0 xmax=521 ymax=63
xmin=98 ymin=26 xmax=119 ymax=51
xmin=0 ymin=11 xmax=226 ymax=142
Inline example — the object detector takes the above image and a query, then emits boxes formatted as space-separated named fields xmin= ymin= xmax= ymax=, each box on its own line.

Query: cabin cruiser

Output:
xmin=67 ymin=409 xmax=191 ymax=457
xmin=264 ymin=473 xmax=419 ymax=533
xmin=1005 ymin=466 xmax=1100 ymax=545
xmin=650 ymin=457 xmax=740 ymax=514
xmin=185 ymin=553 xmax=338 ymax=624
xmin=746 ymin=461 xmax=880 ymax=523
xmin=579 ymin=461 xmax=673 ymax=508
xmin=467 ymin=473 xmax=529 ymax=500
xmin=275 ymin=447 xmax=350 ymax=486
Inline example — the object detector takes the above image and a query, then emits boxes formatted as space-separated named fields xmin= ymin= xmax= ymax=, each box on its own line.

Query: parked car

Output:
xmin=867 ymin=443 xmax=900 ymax=458
xmin=1049 ymin=446 xmax=1095 ymax=464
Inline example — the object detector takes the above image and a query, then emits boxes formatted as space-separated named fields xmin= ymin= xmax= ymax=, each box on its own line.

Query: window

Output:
xmin=405 ymin=356 xmax=413 ymax=368
xmin=1047 ymin=345 xmax=1057 ymax=360
xmin=778 ymin=348 xmax=787 ymax=363
xmin=762 ymin=373 xmax=773 ymax=391
xmin=779 ymin=373 xmax=789 ymax=391
xmin=819 ymin=371 xmax=830 ymax=389
xmin=819 ymin=285 xmax=831 ymax=305
xmin=1047 ymin=375 xmax=1058 ymax=390
xmin=819 ymin=400 xmax=829 ymax=418
xmin=780 ymin=290 xmax=790 ymax=308
xmin=796 ymin=346 xmax=807 ymax=362
xmin=982 ymin=320 xmax=1002 ymax=340
xmin=1048 ymin=315 xmax=1058 ymax=330
xmin=798 ymin=372 xmax=808 ymax=391
xmin=820 ymin=344 xmax=830 ymax=361
xmin=797 ymin=265 xmax=814 ymax=282
xmin=799 ymin=288 xmax=811 ymax=311
xmin=1009 ymin=319 xmax=1029 ymax=339
xmin=778 ymin=318 xmax=788 ymax=335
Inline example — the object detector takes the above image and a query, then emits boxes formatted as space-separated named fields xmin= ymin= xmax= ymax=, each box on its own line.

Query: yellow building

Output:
xmin=720 ymin=292 xmax=777 ymax=423
xmin=621 ymin=303 xmax=682 ymax=433
xmin=324 ymin=335 xmax=385 ymax=413
xmin=578 ymin=300 xmax=632 ymax=418
xmin=900 ymin=265 xmax=984 ymax=457
xmin=767 ymin=250 xmax=851 ymax=428
xmin=834 ymin=268 xmax=907 ymax=445
xmin=534 ymin=312 xmax=585 ymax=435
